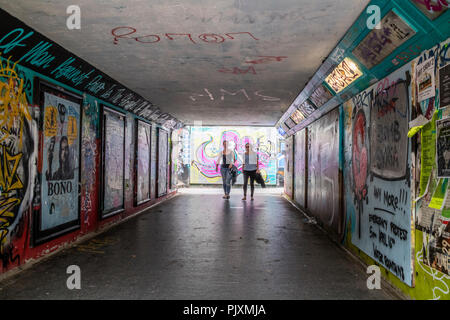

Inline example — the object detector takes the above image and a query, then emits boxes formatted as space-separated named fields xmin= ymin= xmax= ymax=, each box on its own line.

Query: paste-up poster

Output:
xmin=436 ymin=118 xmax=450 ymax=177
xmin=41 ymin=92 xmax=80 ymax=230
xmin=416 ymin=57 xmax=435 ymax=102
xmin=440 ymin=64 xmax=450 ymax=109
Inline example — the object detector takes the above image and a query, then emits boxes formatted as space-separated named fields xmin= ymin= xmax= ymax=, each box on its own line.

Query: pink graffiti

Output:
xmin=414 ymin=0 xmax=448 ymax=11
xmin=191 ymin=131 xmax=270 ymax=179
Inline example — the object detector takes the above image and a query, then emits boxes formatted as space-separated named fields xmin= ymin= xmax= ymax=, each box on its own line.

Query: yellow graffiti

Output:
xmin=0 ymin=145 xmax=23 ymax=246
xmin=0 ymin=54 xmax=32 ymax=148
xmin=44 ymin=106 xmax=58 ymax=137
xmin=67 ymin=116 xmax=77 ymax=145
xmin=0 ymin=145 xmax=23 ymax=193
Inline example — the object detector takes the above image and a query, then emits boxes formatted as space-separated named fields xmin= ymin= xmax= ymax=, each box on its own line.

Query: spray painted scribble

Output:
xmin=0 ymin=55 xmax=32 ymax=148
xmin=190 ymin=127 xmax=278 ymax=185
xmin=111 ymin=27 xmax=259 ymax=45
xmin=189 ymin=88 xmax=280 ymax=102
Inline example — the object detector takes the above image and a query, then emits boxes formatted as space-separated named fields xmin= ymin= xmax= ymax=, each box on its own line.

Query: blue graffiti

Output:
xmin=0 ymin=28 xmax=33 ymax=54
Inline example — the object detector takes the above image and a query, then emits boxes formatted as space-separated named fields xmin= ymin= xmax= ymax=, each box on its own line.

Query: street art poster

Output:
xmin=157 ymin=128 xmax=168 ymax=197
xmin=343 ymin=63 xmax=413 ymax=286
xmin=102 ymin=109 xmax=125 ymax=215
xmin=190 ymin=126 xmax=278 ymax=185
xmin=352 ymin=10 xmax=416 ymax=69
xmin=416 ymin=57 xmax=435 ymax=102
xmin=325 ymin=58 xmax=362 ymax=93
xmin=309 ymin=84 xmax=333 ymax=108
xmin=440 ymin=64 xmax=450 ymax=109
xmin=437 ymin=118 xmax=450 ymax=177
xmin=370 ymin=80 xmax=409 ymax=179
xmin=41 ymin=92 xmax=80 ymax=230
xmin=290 ymin=109 xmax=305 ymax=125
xmin=136 ymin=120 xmax=151 ymax=204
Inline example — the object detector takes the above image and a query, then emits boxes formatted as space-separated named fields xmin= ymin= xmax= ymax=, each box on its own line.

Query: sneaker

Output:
xmin=242 ymin=197 xmax=246 ymax=201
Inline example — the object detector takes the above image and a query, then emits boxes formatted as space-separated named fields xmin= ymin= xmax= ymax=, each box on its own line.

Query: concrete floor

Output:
xmin=0 ymin=188 xmax=395 ymax=299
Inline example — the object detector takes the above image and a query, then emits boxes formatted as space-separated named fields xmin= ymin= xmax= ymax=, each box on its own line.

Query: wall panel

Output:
xmin=294 ymin=129 xmax=306 ymax=208
xmin=284 ymin=135 xmax=294 ymax=198
xmin=307 ymin=108 xmax=341 ymax=235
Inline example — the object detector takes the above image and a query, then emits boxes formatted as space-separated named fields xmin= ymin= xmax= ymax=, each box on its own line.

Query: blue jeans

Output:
xmin=220 ymin=166 xmax=232 ymax=195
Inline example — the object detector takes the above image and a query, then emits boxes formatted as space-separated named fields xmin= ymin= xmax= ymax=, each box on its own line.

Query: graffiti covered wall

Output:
xmin=0 ymin=57 xmax=37 ymax=268
xmin=410 ymin=38 xmax=450 ymax=298
xmin=343 ymin=63 xmax=413 ymax=285
xmin=157 ymin=128 xmax=168 ymax=197
xmin=190 ymin=126 xmax=278 ymax=185
xmin=308 ymin=108 xmax=341 ymax=236
xmin=136 ymin=120 xmax=151 ymax=204
xmin=284 ymin=135 xmax=293 ymax=197
xmin=294 ymin=129 xmax=306 ymax=208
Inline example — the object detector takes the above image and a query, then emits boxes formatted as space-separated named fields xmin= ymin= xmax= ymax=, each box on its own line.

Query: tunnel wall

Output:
xmin=0 ymin=55 xmax=177 ymax=274
xmin=307 ymin=108 xmax=341 ymax=237
xmin=286 ymin=36 xmax=450 ymax=299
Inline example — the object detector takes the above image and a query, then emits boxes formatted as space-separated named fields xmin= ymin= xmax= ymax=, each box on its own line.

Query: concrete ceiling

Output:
xmin=0 ymin=0 xmax=370 ymax=126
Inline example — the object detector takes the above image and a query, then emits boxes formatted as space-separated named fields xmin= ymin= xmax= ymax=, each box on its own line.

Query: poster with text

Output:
xmin=417 ymin=57 xmax=435 ymax=102
xmin=41 ymin=92 xmax=80 ymax=230
xmin=437 ymin=118 xmax=450 ymax=178
xmin=440 ymin=64 xmax=450 ymax=109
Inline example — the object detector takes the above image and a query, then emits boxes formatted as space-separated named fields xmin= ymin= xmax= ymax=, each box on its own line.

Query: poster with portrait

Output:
xmin=437 ymin=118 xmax=450 ymax=178
xmin=41 ymin=92 xmax=81 ymax=231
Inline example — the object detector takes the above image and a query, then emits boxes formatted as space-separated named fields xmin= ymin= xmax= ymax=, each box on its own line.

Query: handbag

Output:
xmin=230 ymin=165 xmax=238 ymax=185
xmin=255 ymin=172 xmax=266 ymax=188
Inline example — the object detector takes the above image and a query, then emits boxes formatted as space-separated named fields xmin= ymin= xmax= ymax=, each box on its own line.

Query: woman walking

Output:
xmin=242 ymin=142 xmax=259 ymax=201
xmin=216 ymin=140 xmax=236 ymax=199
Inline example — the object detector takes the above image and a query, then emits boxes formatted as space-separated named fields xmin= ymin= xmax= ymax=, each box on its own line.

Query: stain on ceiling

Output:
xmin=0 ymin=0 xmax=370 ymax=126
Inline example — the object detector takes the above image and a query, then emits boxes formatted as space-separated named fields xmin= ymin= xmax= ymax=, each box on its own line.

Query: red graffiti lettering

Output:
xmin=352 ymin=110 xmax=368 ymax=201
xmin=245 ymin=56 xmax=288 ymax=64
xmin=198 ymin=34 xmax=225 ymax=43
xmin=217 ymin=66 xmax=256 ymax=75
xmin=224 ymin=32 xmax=260 ymax=41
xmin=111 ymin=26 xmax=137 ymax=44
xmin=165 ymin=33 xmax=196 ymax=44
xmin=111 ymin=27 xmax=259 ymax=45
